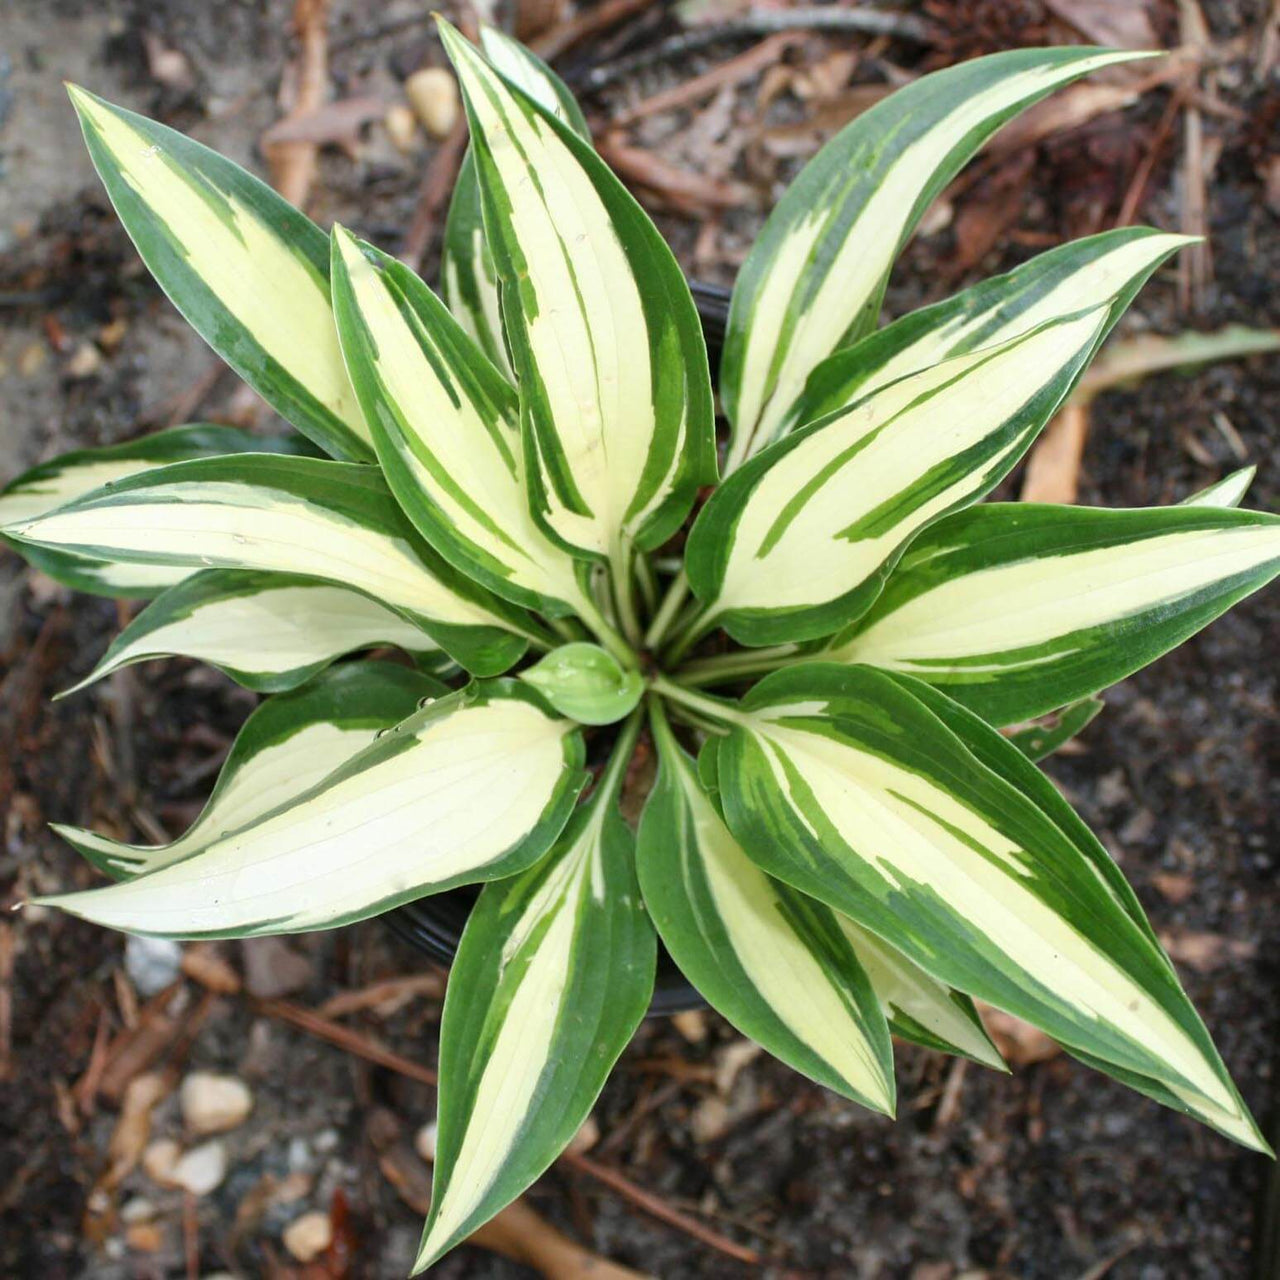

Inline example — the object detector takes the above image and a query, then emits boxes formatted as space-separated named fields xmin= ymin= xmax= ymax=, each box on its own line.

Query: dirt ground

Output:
xmin=1 ymin=1 xmax=1278 ymax=1277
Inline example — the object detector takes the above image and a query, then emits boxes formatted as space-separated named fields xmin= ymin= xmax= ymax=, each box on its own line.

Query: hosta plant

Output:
xmin=6 ymin=21 xmax=1280 ymax=1271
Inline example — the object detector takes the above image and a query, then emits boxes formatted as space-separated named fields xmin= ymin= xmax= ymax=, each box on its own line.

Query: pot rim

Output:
xmin=385 ymin=894 xmax=708 ymax=1018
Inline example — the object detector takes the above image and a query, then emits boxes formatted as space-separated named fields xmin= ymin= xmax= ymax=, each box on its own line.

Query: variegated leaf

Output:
xmin=331 ymin=227 xmax=588 ymax=616
xmin=719 ymin=47 xmax=1151 ymax=464
xmin=478 ymin=25 xmax=591 ymax=134
xmin=60 ymin=570 xmax=447 ymax=697
xmin=882 ymin=673 xmax=1160 ymax=953
xmin=442 ymin=26 xmax=594 ymax=382
xmin=831 ymin=915 xmax=1005 ymax=1068
xmin=711 ymin=664 xmax=1263 ymax=1149
xmin=440 ymin=21 xmax=716 ymax=572
xmin=441 ymin=157 xmax=511 ymax=377
xmin=0 ymin=424 xmax=309 ymax=598
xmin=826 ymin=501 xmax=1280 ymax=725
xmin=1183 ymin=465 xmax=1255 ymax=509
xmin=1005 ymin=697 xmax=1104 ymax=762
xmin=638 ymin=705 xmax=895 ymax=1107
xmin=680 ymin=721 xmax=998 ymax=1070
xmin=794 ymin=228 xmax=1192 ymax=427
xmin=3 ymin=454 xmax=542 ymax=676
xmin=416 ymin=723 xmax=654 ymax=1270
xmin=36 ymin=681 xmax=587 ymax=938
xmin=873 ymin=673 xmax=1278 ymax=1130
xmin=68 ymin=88 xmax=371 ymax=461
xmin=11 ymin=549 xmax=192 ymax=598
xmin=686 ymin=309 xmax=1106 ymax=647
xmin=672 ymin=720 xmax=1000 ymax=1068
xmin=55 ymin=661 xmax=446 ymax=880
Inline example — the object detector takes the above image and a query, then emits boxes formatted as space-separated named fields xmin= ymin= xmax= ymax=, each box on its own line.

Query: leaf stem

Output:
xmin=634 ymin=552 xmax=659 ymax=618
xmin=649 ymin=674 xmax=746 ymax=726
xmin=664 ymin=700 xmax=732 ymax=738
xmin=594 ymin=707 xmax=644 ymax=804
xmin=723 ymin=425 xmax=753 ymax=476
xmin=610 ymin=542 xmax=644 ymax=648
xmin=643 ymin=569 xmax=690 ymax=650
xmin=547 ymin=613 xmax=587 ymax=644
xmin=648 ymin=688 xmax=727 ymax=748
xmin=675 ymin=644 xmax=799 ymax=687
xmin=659 ymin=599 xmax=718 ymax=667
xmin=574 ymin=588 xmax=637 ymax=670
xmin=514 ymin=621 xmax=557 ymax=653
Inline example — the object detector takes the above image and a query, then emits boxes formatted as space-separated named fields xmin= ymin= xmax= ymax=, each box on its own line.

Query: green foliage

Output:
xmin=4 ymin=22 xmax=1277 ymax=1275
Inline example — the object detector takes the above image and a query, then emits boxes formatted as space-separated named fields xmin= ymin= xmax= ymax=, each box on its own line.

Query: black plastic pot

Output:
xmin=387 ymin=891 xmax=707 ymax=1017
xmin=385 ymin=280 xmax=731 ymax=1017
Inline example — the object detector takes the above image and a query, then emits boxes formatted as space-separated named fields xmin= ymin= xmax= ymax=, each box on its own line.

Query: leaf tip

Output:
xmin=65 ymin=82 xmax=110 ymax=128
xmin=411 ymin=1224 xmax=450 ymax=1276
xmin=435 ymin=15 xmax=478 ymax=68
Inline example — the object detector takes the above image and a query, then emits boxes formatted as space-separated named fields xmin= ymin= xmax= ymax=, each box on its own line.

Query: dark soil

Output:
xmin=1 ymin=2 xmax=1277 ymax=1278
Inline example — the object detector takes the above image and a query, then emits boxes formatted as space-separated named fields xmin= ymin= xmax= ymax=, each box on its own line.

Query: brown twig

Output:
xmin=317 ymin=972 xmax=444 ymax=1020
xmin=579 ymin=6 xmax=940 ymax=91
xmin=369 ymin=1109 xmax=651 ymax=1279
xmin=260 ymin=94 xmax=387 ymax=148
xmin=95 ymin=982 xmax=217 ymax=1103
xmin=1116 ymin=85 xmax=1184 ymax=226
xmin=532 ymin=0 xmax=658 ymax=61
xmin=613 ymin=32 xmax=801 ymax=126
xmin=264 ymin=0 xmax=331 ymax=210
xmin=932 ymin=1057 xmax=969 ymax=1132
xmin=517 ymin=0 xmax=569 ymax=43
xmin=250 ymin=996 xmax=438 ymax=1086
xmin=1177 ymin=0 xmax=1213 ymax=313
xmin=153 ymin=362 xmax=227 ymax=428
xmin=561 ymin=1150 xmax=762 ymax=1266
xmin=399 ymin=116 xmax=469 ymax=273
xmin=1079 ymin=1237 xmax=1142 ymax=1280
xmin=0 ymin=925 xmax=13 ymax=1083
xmin=183 ymin=1190 xmax=199 ymax=1280
xmin=594 ymin=1077 xmax=685 ymax=1158
xmin=596 ymin=134 xmax=755 ymax=214
xmin=1020 ymin=399 xmax=1091 ymax=505
xmin=259 ymin=993 xmax=759 ymax=1266
xmin=73 ymin=1006 xmax=113 ymax=1116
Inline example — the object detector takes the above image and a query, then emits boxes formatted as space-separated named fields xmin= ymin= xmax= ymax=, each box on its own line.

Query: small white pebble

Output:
xmin=171 ymin=1140 xmax=228 ymax=1197
xmin=283 ymin=1210 xmax=333 ymax=1263
xmin=125 ymin=936 xmax=182 ymax=997
xmin=313 ymin=1128 xmax=340 ymax=1154
xmin=405 ymin=67 xmax=459 ymax=139
xmin=142 ymin=1138 xmax=182 ymax=1187
xmin=120 ymin=1196 xmax=157 ymax=1224
xmin=414 ymin=1120 xmax=438 ymax=1164
xmin=383 ymin=103 xmax=420 ymax=153
xmin=180 ymin=1072 xmax=253 ymax=1136
xmin=65 ymin=341 xmax=104 ymax=379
